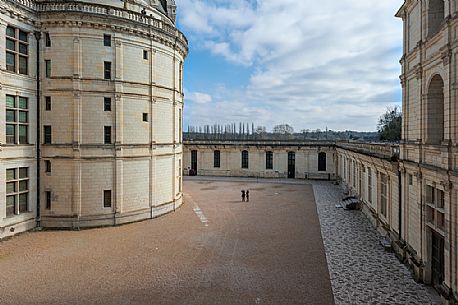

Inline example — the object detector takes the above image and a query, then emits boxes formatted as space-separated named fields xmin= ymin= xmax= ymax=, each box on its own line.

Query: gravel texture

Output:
xmin=0 ymin=179 xmax=334 ymax=305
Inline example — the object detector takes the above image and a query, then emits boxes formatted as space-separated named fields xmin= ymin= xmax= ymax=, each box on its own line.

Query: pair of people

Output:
xmin=241 ymin=190 xmax=250 ymax=202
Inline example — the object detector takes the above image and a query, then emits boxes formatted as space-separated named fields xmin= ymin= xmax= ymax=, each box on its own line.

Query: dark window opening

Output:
xmin=45 ymin=96 xmax=51 ymax=111
xmin=143 ymin=113 xmax=148 ymax=122
xmin=241 ymin=150 xmax=249 ymax=169
xmin=45 ymin=160 xmax=51 ymax=173
xmin=104 ymin=34 xmax=111 ymax=47
xmin=45 ymin=60 xmax=51 ymax=78
xmin=104 ymin=190 xmax=112 ymax=208
xmin=104 ymin=126 xmax=111 ymax=144
xmin=44 ymin=125 xmax=52 ymax=144
xmin=45 ymin=32 xmax=51 ymax=47
xmin=104 ymin=61 xmax=111 ymax=80
xmin=46 ymin=191 xmax=51 ymax=210
xmin=318 ymin=152 xmax=327 ymax=172
xmin=104 ymin=97 xmax=111 ymax=111
xmin=214 ymin=150 xmax=220 ymax=168
xmin=143 ymin=50 xmax=148 ymax=60
xmin=266 ymin=151 xmax=273 ymax=169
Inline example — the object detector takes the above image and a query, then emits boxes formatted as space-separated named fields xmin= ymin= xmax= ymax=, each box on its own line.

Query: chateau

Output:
xmin=182 ymin=0 xmax=458 ymax=302
xmin=2 ymin=0 xmax=458 ymax=303
xmin=0 ymin=0 xmax=187 ymax=237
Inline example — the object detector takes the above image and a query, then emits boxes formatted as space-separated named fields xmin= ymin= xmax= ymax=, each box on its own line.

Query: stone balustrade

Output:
xmin=8 ymin=0 xmax=187 ymax=45
xmin=336 ymin=141 xmax=399 ymax=159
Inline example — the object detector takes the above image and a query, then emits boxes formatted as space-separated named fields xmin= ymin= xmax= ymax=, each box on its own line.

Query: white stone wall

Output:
xmin=183 ymin=142 xmax=336 ymax=179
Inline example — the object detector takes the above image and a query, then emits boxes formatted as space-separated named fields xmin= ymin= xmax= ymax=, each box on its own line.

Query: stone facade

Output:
xmin=183 ymin=140 xmax=336 ymax=180
xmin=0 ymin=0 xmax=187 ymax=237
xmin=395 ymin=0 xmax=458 ymax=303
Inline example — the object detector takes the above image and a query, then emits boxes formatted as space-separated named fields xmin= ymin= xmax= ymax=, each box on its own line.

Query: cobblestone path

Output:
xmin=313 ymin=182 xmax=442 ymax=305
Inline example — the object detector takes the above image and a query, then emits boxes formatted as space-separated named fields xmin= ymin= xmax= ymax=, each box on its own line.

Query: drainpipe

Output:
xmin=34 ymin=31 xmax=41 ymax=227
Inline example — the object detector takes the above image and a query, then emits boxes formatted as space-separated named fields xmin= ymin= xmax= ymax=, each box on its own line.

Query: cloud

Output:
xmin=185 ymin=91 xmax=213 ymax=104
xmin=176 ymin=0 xmax=404 ymax=131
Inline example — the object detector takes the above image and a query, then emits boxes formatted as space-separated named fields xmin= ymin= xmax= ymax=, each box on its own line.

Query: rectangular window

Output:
xmin=104 ymin=34 xmax=111 ymax=47
xmin=380 ymin=173 xmax=388 ymax=217
xmin=6 ymin=167 xmax=29 ymax=216
xmin=266 ymin=151 xmax=273 ymax=169
xmin=45 ymin=32 xmax=51 ymax=47
xmin=45 ymin=96 xmax=51 ymax=111
xmin=44 ymin=125 xmax=52 ymax=144
xmin=45 ymin=60 xmax=51 ymax=78
xmin=6 ymin=95 xmax=29 ymax=144
xmin=103 ymin=190 xmax=112 ymax=208
xmin=104 ymin=126 xmax=111 ymax=144
xmin=6 ymin=26 xmax=28 ymax=75
xmin=178 ymin=159 xmax=182 ymax=193
xmin=241 ymin=150 xmax=249 ymax=169
xmin=104 ymin=97 xmax=111 ymax=111
xmin=143 ymin=113 xmax=148 ymax=122
xmin=45 ymin=160 xmax=51 ymax=173
xmin=46 ymin=191 xmax=51 ymax=210
xmin=408 ymin=174 xmax=413 ymax=186
xmin=143 ymin=50 xmax=148 ymax=60
xmin=214 ymin=150 xmax=221 ymax=168
xmin=104 ymin=61 xmax=111 ymax=79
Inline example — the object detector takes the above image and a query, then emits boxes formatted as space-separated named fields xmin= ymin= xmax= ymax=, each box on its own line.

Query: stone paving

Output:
xmin=312 ymin=181 xmax=442 ymax=305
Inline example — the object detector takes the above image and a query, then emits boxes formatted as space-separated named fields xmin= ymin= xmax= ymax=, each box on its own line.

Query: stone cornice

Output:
xmin=2 ymin=0 xmax=188 ymax=57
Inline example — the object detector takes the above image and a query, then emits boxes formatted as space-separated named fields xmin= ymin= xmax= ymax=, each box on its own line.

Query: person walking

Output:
xmin=246 ymin=190 xmax=249 ymax=202
xmin=241 ymin=190 xmax=245 ymax=202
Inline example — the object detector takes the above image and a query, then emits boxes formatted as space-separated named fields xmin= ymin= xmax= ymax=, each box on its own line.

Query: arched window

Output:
xmin=428 ymin=0 xmax=445 ymax=37
xmin=426 ymin=75 xmax=444 ymax=144
xmin=241 ymin=150 xmax=249 ymax=169
xmin=318 ymin=152 xmax=327 ymax=172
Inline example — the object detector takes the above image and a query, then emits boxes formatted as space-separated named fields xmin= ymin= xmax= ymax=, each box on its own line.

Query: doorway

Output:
xmin=431 ymin=231 xmax=445 ymax=289
xmin=191 ymin=150 xmax=198 ymax=176
xmin=288 ymin=152 xmax=295 ymax=179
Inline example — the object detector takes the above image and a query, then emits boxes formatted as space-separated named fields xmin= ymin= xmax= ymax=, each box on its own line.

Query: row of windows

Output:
xmin=6 ymin=27 xmax=157 ymax=78
xmin=41 ymin=126 xmax=112 ymax=144
xmin=211 ymin=150 xmax=327 ymax=171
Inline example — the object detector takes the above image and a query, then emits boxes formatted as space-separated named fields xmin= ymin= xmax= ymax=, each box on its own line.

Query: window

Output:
xmin=178 ymin=159 xmax=182 ymax=193
xmin=104 ymin=61 xmax=111 ymax=79
xmin=214 ymin=150 xmax=221 ymax=168
xmin=6 ymin=26 xmax=28 ymax=75
xmin=143 ymin=50 xmax=148 ymax=60
xmin=426 ymin=185 xmax=445 ymax=231
xmin=408 ymin=174 xmax=413 ymax=186
xmin=45 ymin=160 xmax=51 ymax=173
xmin=318 ymin=152 xmax=326 ymax=172
xmin=45 ymin=32 xmax=51 ymax=47
xmin=143 ymin=113 xmax=148 ymax=122
xmin=44 ymin=125 xmax=52 ymax=144
xmin=428 ymin=0 xmax=445 ymax=37
xmin=6 ymin=95 xmax=29 ymax=144
xmin=45 ymin=96 xmax=51 ymax=111
xmin=46 ymin=191 xmax=51 ymax=210
xmin=45 ymin=60 xmax=51 ymax=78
xmin=380 ymin=173 xmax=388 ymax=217
xmin=104 ymin=126 xmax=111 ymax=144
xmin=241 ymin=150 xmax=249 ymax=169
xmin=266 ymin=151 xmax=273 ymax=169
xmin=104 ymin=97 xmax=111 ymax=111
xmin=104 ymin=34 xmax=111 ymax=47
xmin=103 ymin=190 xmax=112 ymax=208
xmin=6 ymin=167 xmax=29 ymax=216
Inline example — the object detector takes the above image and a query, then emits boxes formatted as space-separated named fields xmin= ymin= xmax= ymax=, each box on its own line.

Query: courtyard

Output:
xmin=0 ymin=178 xmax=441 ymax=305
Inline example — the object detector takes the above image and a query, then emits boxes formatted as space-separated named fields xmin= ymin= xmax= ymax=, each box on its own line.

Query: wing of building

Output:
xmin=0 ymin=0 xmax=187 ymax=235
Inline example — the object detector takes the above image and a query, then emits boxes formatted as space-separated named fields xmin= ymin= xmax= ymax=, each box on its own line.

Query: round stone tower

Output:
xmin=0 ymin=0 xmax=188 ymax=230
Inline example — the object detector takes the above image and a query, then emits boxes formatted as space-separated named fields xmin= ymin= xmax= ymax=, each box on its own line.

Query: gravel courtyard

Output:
xmin=0 ymin=179 xmax=334 ymax=305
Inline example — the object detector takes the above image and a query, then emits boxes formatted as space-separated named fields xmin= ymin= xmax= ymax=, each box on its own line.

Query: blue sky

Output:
xmin=176 ymin=0 xmax=404 ymax=132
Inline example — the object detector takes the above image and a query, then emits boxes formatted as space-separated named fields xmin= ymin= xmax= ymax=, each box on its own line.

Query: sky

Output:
xmin=175 ymin=0 xmax=404 ymax=132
